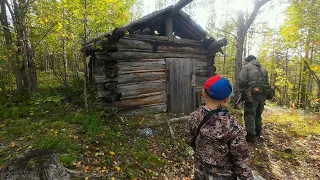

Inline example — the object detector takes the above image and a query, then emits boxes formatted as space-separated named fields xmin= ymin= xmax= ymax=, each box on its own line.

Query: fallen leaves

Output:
xmin=11 ymin=142 xmax=16 ymax=148
xmin=84 ymin=166 xmax=89 ymax=172
xmin=115 ymin=166 xmax=121 ymax=171
xmin=109 ymin=151 xmax=115 ymax=156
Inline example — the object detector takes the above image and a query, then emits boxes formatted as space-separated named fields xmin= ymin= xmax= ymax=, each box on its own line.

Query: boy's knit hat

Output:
xmin=204 ymin=75 xmax=233 ymax=100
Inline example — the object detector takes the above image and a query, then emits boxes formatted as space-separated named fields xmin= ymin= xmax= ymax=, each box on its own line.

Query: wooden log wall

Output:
xmin=93 ymin=35 xmax=212 ymax=115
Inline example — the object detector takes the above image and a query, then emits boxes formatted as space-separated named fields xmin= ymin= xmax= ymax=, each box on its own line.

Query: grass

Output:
xmin=263 ymin=106 xmax=320 ymax=136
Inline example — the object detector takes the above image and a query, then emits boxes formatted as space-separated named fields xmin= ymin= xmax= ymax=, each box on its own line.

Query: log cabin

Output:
xmin=83 ymin=0 xmax=228 ymax=116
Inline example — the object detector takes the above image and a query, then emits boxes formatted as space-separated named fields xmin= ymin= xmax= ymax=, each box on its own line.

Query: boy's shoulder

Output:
xmin=187 ymin=107 xmax=205 ymax=124
xmin=188 ymin=106 xmax=244 ymax=130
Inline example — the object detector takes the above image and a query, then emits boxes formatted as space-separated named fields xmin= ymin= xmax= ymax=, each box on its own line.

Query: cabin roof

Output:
xmin=85 ymin=5 xmax=208 ymax=45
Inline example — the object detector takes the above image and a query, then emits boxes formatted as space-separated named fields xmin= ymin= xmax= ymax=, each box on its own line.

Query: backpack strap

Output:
xmin=192 ymin=108 xmax=229 ymax=149
xmin=256 ymin=65 xmax=268 ymax=83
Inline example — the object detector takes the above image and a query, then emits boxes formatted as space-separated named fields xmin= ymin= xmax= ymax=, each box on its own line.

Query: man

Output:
xmin=239 ymin=55 xmax=269 ymax=143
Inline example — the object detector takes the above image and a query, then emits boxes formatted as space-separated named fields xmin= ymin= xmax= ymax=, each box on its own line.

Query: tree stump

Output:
xmin=0 ymin=150 xmax=102 ymax=180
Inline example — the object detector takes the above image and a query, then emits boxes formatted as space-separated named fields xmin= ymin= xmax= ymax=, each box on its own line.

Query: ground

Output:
xmin=0 ymin=73 xmax=319 ymax=180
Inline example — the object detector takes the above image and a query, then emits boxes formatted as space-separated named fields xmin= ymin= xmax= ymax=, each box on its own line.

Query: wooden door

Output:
xmin=166 ymin=58 xmax=195 ymax=114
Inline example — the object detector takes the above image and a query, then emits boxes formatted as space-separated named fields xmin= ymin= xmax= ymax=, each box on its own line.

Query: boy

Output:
xmin=186 ymin=75 xmax=253 ymax=180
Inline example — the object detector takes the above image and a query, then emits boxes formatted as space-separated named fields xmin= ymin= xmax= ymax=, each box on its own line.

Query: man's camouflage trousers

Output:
xmin=244 ymin=95 xmax=266 ymax=136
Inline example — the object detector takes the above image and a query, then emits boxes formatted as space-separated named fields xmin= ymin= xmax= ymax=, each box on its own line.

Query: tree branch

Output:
xmin=290 ymin=47 xmax=320 ymax=86
xmin=245 ymin=0 xmax=271 ymax=31
xmin=33 ymin=22 xmax=57 ymax=48
xmin=212 ymin=27 xmax=236 ymax=39
xmin=231 ymin=17 xmax=238 ymax=26
xmin=226 ymin=37 xmax=236 ymax=46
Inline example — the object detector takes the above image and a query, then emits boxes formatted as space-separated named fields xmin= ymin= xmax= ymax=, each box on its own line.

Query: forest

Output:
xmin=0 ymin=0 xmax=319 ymax=179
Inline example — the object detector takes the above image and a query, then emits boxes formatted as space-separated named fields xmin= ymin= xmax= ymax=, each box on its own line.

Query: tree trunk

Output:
xmin=62 ymin=6 xmax=68 ymax=89
xmin=11 ymin=0 xmax=37 ymax=92
xmin=234 ymin=32 xmax=245 ymax=98
xmin=297 ymin=61 xmax=302 ymax=106
xmin=63 ymin=38 xmax=68 ymax=89
xmin=83 ymin=0 xmax=89 ymax=112
xmin=300 ymin=43 xmax=310 ymax=109
xmin=232 ymin=0 xmax=270 ymax=100
xmin=284 ymin=49 xmax=289 ymax=106
xmin=0 ymin=0 xmax=24 ymax=92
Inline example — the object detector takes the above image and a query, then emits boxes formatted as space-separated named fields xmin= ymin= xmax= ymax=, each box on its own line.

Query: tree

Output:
xmin=0 ymin=0 xmax=24 ymax=92
xmin=281 ymin=0 xmax=320 ymax=109
xmin=233 ymin=0 xmax=271 ymax=100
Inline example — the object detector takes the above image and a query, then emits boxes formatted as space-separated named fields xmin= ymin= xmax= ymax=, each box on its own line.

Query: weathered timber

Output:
xmin=117 ymin=80 xmax=166 ymax=97
xmin=105 ymin=82 xmax=117 ymax=91
xmin=167 ymin=58 xmax=195 ymax=114
xmin=196 ymin=61 xmax=206 ymax=67
xmin=121 ymin=91 xmax=165 ymax=100
xmin=195 ymin=70 xmax=207 ymax=77
xmin=208 ymin=38 xmax=228 ymax=52
xmin=195 ymin=60 xmax=208 ymax=76
xmin=95 ymin=51 xmax=207 ymax=60
xmin=165 ymin=18 xmax=174 ymax=41
xmin=100 ymin=38 xmax=153 ymax=50
xmin=125 ymin=34 xmax=168 ymax=41
xmin=96 ymin=83 xmax=105 ymax=91
xmin=93 ymin=57 xmax=104 ymax=67
xmin=123 ymin=35 xmax=203 ymax=45
xmin=94 ymin=71 xmax=166 ymax=84
xmin=169 ymin=0 xmax=193 ymax=17
xmin=94 ymin=75 xmax=108 ymax=84
xmin=196 ymin=76 xmax=207 ymax=86
xmin=118 ymin=69 xmax=165 ymax=74
xmin=117 ymin=59 xmax=165 ymax=72
xmin=105 ymin=94 xmax=121 ymax=102
xmin=97 ymin=90 xmax=111 ymax=98
xmin=94 ymin=66 xmax=105 ymax=75
xmin=157 ymin=45 xmax=204 ymax=54
xmin=94 ymin=37 xmax=206 ymax=53
xmin=112 ymin=93 xmax=167 ymax=109
xmin=118 ymin=71 xmax=166 ymax=84
xmin=104 ymin=62 xmax=118 ymax=78
xmin=119 ymin=103 xmax=167 ymax=116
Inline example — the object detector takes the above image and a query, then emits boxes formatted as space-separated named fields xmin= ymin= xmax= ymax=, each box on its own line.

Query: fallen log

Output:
xmin=0 ymin=150 xmax=104 ymax=180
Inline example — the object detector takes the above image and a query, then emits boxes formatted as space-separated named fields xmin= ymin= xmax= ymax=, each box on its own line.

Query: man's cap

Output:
xmin=204 ymin=75 xmax=233 ymax=100
xmin=245 ymin=55 xmax=256 ymax=62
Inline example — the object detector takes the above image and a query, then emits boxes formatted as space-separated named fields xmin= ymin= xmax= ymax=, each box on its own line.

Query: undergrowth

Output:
xmin=263 ymin=106 xmax=320 ymax=137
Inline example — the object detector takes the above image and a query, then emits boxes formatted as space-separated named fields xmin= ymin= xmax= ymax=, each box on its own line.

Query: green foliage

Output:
xmin=35 ymin=132 xmax=81 ymax=154
xmin=83 ymin=115 xmax=103 ymax=135
xmin=265 ymin=108 xmax=320 ymax=136
xmin=59 ymin=153 xmax=78 ymax=167
xmin=136 ymin=151 xmax=164 ymax=168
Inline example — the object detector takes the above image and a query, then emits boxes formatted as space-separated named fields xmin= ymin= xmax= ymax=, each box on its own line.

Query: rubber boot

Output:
xmin=256 ymin=130 xmax=261 ymax=138
xmin=246 ymin=134 xmax=256 ymax=144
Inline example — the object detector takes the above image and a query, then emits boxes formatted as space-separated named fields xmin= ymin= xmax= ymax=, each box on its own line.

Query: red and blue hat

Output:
xmin=204 ymin=75 xmax=233 ymax=100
